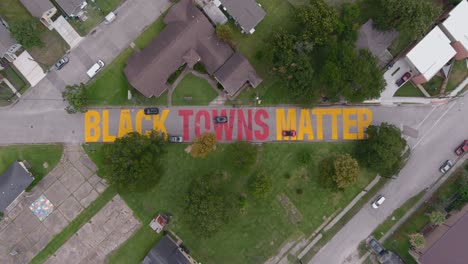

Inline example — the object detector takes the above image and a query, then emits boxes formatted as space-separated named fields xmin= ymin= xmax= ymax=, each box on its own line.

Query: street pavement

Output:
xmin=308 ymin=98 xmax=468 ymax=264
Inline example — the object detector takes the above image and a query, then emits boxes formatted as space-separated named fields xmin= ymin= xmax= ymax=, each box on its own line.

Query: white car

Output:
xmin=439 ymin=160 xmax=453 ymax=173
xmin=372 ymin=195 xmax=386 ymax=209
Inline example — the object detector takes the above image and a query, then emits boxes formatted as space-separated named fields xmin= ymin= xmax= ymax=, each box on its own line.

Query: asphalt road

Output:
xmin=308 ymin=98 xmax=468 ymax=264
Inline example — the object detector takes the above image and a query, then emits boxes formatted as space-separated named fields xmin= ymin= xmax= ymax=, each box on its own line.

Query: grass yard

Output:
xmin=0 ymin=145 xmax=63 ymax=191
xmin=171 ymin=74 xmax=217 ymax=106
xmin=0 ymin=83 xmax=15 ymax=106
xmin=0 ymin=66 xmax=29 ymax=92
xmin=134 ymin=17 xmax=165 ymax=50
xmin=446 ymin=59 xmax=468 ymax=93
xmin=86 ymin=142 xmax=376 ymax=264
xmin=0 ymin=0 xmax=68 ymax=67
xmin=394 ymin=82 xmax=425 ymax=97
xmin=86 ymin=48 xmax=168 ymax=106
xmin=422 ymin=76 xmax=444 ymax=97
xmin=96 ymin=0 xmax=123 ymax=14
xmin=70 ymin=0 xmax=123 ymax=35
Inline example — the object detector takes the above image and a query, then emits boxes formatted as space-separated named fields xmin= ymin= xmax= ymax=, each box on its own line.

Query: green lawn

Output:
xmin=0 ymin=145 xmax=63 ymax=191
xmin=31 ymin=187 xmax=117 ymax=264
xmin=0 ymin=0 xmax=68 ymax=67
xmin=70 ymin=0 xmax=123 ymax=36
xmin=446 ymin=60 xmax=468 ymax=93
xmin=0 ymin=66 xmax=29 ymax=92
xmin=422 ymin=76 xmax=444 ymax=97
xmin=394 ymin=82 xmax=425 ymax=97
xmin=134 ymin=17 xmax=165 ymax=50
xmin=172 ymin=74 xmax=218 ymax=105
xmin=86 ymin=48 xmax=168 ymax=106
xmin=0 ymin=83 xmax=15 ymax=106
xmin=85 ymin=142 xmax=376 ymax=264
xmin=96 ymin=0 xmax=123 ymax=14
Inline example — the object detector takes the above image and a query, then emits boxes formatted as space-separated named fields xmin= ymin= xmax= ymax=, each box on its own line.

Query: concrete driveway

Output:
xmin=380 ymin=58 xmax=413 ymax=99
xmin=52 ymin=16 xmax=82 ymax=49
xmin=12 ymin=51 xmax=46 ymax=87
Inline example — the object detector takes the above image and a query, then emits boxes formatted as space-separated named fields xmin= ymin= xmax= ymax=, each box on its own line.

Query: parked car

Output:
xmin=455 ymin=140 xmax=468 ymax=156
xmin=169 ymin=135 xmax=183 ymax=143
xmin=372 ymin=195 xmax=386 ymax=209
xmin=144 ymin=107 xmax=159 ymax=115
xmin=440 ymin=160 xmax=453 ymax=173
xmin=282 ymin=130 xmax=297 ymax=137
xmin=55 ymin=56 xmax=69 ymax=70
xmin=86 ymin=60 xmax=105 ymax=78
xmin=213 ymin=116 xmax=228 ymax=123
xmin=395 ymin=72 xmax=411 ymax=87
xmin=368 ymin=238 xmax=385 ymax=255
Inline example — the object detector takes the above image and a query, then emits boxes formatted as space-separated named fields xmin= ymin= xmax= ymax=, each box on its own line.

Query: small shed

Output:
xmin=149 ymin=214 xmax=168 ymax=233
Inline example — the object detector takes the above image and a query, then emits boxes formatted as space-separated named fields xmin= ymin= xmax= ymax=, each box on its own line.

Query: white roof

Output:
xmin=442 ymin=0 xmax=468 ymax=50
xmin=406 ymin=26 xmax=456 ymax=81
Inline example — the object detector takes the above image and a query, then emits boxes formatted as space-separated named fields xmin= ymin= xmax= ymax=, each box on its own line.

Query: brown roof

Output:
xmin=420 ymin=212 xmax=468 ymax=264
xmin=19 ymin=0 xmax=54 ymax=18
xmin=219 ymin=0 xmax=266 ymax=33
xmin=215 ymin=52 xmax=262 ymax=96
xmin=124 ymin=0 xmax=233 ymax=97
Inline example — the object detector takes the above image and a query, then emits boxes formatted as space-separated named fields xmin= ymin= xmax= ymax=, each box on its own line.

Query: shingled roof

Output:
xmin=124 ymin=0 xmax=261 ymax=98
xmin=142 ymin=235 xmax=194 ymax=264
xmin=0 ymin=162 xmax=34 ymax=212
xmin=219 ymin=0 xmax=266 ymax=33
xmin=19 ymin=0 xmax=55 ymax=18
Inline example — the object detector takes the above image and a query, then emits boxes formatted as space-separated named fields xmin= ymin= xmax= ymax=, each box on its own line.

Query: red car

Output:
xmin=396 ymin=72 xmax=411 ymax=87
xmin=455 ymin=140 xmax=468 ymax=156
xmin=282 ymin=130 xmax=296 ymax=137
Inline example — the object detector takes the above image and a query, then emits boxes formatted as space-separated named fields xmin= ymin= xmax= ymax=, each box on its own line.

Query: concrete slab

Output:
xmin=43 ymin=210 xmax=69 ymax=235
xmin=60 ymin=166 xmax=85 ymax=193
xmin=74 ymin=160 xmax=94 ymax=179
xmin=26 ymin=223 xmax=48 ymax=245
xmin=87 ymin=174 xmax=101 ymax=186
xmin=13 ymin=209 xmax=42 ymax=234
xmin=79 ymin=155 xmax=98 ymax=172
xmin=95 ymin=182 xmax=107 ymax=194
xmin=73 ymin=181 xmax=93 ymax=201
xmin=58 ymin=196 xmax=83 ymax=221
xmin=44 ymin=180 xmax=71 ymax=206
xmin=52 ymin=16 xmax=82 ymax=49
xmin=12 ymin=51 xmax=46 ymax=87
xmin=79 ymin=189 xmax=99 ymax=207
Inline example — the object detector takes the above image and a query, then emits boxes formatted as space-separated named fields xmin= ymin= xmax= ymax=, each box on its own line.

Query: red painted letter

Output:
xmin=237 ymin=109 xmax=253 ymax=140
xmin=212 ymin=109 xmax=235 ymax=141
xmin=178 ymin=109 xmax=193 ymax=141
xmin=195 ymin=110 xmax=211 ymax=137
xmin=254 ymin=109 xmax=269 ymax=141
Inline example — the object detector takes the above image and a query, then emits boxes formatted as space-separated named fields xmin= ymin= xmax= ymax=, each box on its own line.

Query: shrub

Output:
xmin=62 ymin=83 xmax=88 ymax=114
xmin=296 ymin=150 xmax=311 ymax=165
xmin=409 ymin=233 xmax=425 ymax=249
xmin=333 ymin=153 xmax=360 ymax=189
xmin=193 ymin=62 xmax=207 ymax=74
xmin=296 ymin=188 xmax=303 ymax=195
xmin=429 ymin=210 xmax=445 ymax=226
xmin=190 ymin=133 xmax=217 ymax=158
xmin=251 ymin=173 xmax=272 ymax=199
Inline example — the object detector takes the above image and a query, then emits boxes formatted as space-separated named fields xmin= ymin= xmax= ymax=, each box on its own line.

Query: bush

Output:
xmin=226 ymin=141 xmax=258 ymax=173
xmin=296 ymin=150 xmax=311 ymax=165
xmin=332 ymin=153 xmax=360 ymax=189
xmin=296 ymin=188 xmax=303 ymax=195
xmin=193 ymin=62 xmax=207 ymax=74
xmin=63 ymin=83 xmax=88 ymax=114
xmin=409 ymin=233 xmax=425 ymax=249
xmin=167 ymin=65 xmax=185 ymax=85
xmin=429 ymin=210 xmax=445 ymax=226
xmin=251 ymin=173 xmax=272 ymax=199
xmin=190 ymin=133 xmax=217 ymax=158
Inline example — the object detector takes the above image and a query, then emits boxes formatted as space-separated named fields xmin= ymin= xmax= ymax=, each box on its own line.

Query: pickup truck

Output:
xmin=395 ymin=72 xmax=411 ymax=87
xmin=455 ymin=140 xmax=468 ymax=156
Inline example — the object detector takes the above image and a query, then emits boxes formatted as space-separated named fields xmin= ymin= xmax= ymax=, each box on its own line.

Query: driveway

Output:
xmin=12 ymin=51 xmax=46 ymax=87
xmin=52 ymin=16 xmax=82 ymax=49
xmin=307 ymin=98 xmax=468 ymax=264
xmin=380 ymin=58 xmax=413 ymax=99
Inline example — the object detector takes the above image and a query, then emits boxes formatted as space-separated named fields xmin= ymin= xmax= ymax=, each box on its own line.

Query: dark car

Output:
xmin=55 ymin=56 xmax=69 ymax=70
xmin=368 ymin=238 xmax=385 ymax=255
xmin=282 ymin=130 xmax=297 ymax=137
xmin=213 ymin=116 xmax=228 ymax=123
xmin=144 ymin=107 xmax=159 ymax=115
xmin=169 ymin=136 xmax=183 ymax=143
xmin=395 ymin=72 xmax=411 ymax=87
xmin=455 ymin=140 xmax=468 ymax=156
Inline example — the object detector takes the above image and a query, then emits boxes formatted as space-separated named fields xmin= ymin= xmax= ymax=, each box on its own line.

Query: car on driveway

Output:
xmin=55 ymin=56 xmax=69 ymax=70
xmin=455 ymin=140 xmax=468 ymax=156
xmin=372 ymin=195 xmax=386 ymax=209
xmin=144 ymin=107 xmax=159 ymax=115
xmin=213 ymin=116 xmax=228 ymax=123
xmin=282 ymin=130 xmax=296 ymax=137
xmin=440 ymin=160 xmax=453 ymax=173
xmin=396 ymin=72 xmax=411 ymax=87
xmin=368 ymin=238 xmax=385 ymax=255
xmin=169 ymin=135 xmax=183 ymax=143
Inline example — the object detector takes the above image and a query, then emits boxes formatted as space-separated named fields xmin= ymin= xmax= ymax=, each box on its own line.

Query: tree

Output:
xmin=62 ymin=83 xmax=88 ymax=113
xmin=296 ymin=0 xmax=339 ymax=45
xmin=102 ymin=131 xmax=167 ymax=191
xmin=409 ymin=233 xmax=425 ymax=249
xmin=184 ymin=173 xmax=238 ymax=237
xmin=226 ymin=141 xmax=258 ymax=173
xmin=251 ymin=173 xmax=272 ymax=199
xmin=216 ymin=24 xmax=234 ymax=47
xmin=358 ymin=123 xmax=407 ymax=177
xmin=333 ymin=153 xmax=360 ymax=189
xmin=191 ymin=133 xmax=217 ymax=158
xmin=429 ymin=210 xmax=445 ymax=226
xmin=10 ymin=20 xmax=43 ymax=48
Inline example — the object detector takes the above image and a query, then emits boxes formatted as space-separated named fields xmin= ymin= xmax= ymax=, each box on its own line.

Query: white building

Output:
xmin=440 ymin=0 xmax=468 ymax=60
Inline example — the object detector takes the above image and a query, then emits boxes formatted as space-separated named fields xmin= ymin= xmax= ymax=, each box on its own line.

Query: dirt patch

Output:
xmin=277 ymin=193 xmax=303 ymax=224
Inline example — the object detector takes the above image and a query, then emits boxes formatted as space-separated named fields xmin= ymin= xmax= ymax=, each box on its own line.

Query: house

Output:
xmin=142 ymin=235 xmax=197 ymax=264
xmin=55 ymin=0 xmax=86 ymax=17
xmin=405 ymin=26 xmax=457 ymax=85
xmin=0 ymin=20 xmax=21 ymax=69
xmin=440 ymin=0 xmax=468 ymax=60
xmin=415 ymin=210 xmax=468 ymax=264
xmin=216 ymin=0 xmax=266 ymax=34
xmin=355 ymin=19 xmax=399 ymax=68
xmin=195 ymin=0 xmax=228 ymax=25
xmin=124 ymin=0 xmax=262 ymax=99
xmin=0 ymin=162 xmax=34 ymax=212
xmin=19 ymin=0 xmax=58 ymax=29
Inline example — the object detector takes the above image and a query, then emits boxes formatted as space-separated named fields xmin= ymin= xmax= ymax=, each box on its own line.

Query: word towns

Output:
xmin=84 ymin=108 xmax=373 ymax=143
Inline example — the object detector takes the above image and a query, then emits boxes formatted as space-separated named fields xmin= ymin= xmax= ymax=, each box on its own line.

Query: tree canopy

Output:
xmin=251 ymin=173 xmax=272 ymax=199
xmin=62 ymin=83 xmax=88 ymax=114
xmin=102 ymin=131 xmax=167 ymax=192
xmin=358 ymin=123 xmax=407 ymax=177
xmin=429 ymin=210 xmax=445 ymax=226
xmin=10 ymin=20 xmax=43 ymax=49
xmin=409 ymin=233 xmax=425 ymax=249
xmin=333 ymin=153 xmax=360 ymax=189
xmin=297 ymin=0 xmax=339 ymax=45
xmin=191 ymin=133 xmax=217 ymax=158
xmin=216 ymin=24 xmax=234 ymax=47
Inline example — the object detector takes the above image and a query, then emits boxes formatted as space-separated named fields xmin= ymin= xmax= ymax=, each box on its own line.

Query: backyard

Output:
xmin=0 ymin=0 xmax=69 ymax=67
xmin=0 ymin=145 xmax=63 ymax=190
xmin=83 ymin=142 xmax=376 ymax=264
xmin=70 ymin=0 xmax=124 ymax=36
xmin=171 ymin=74 xmax=218 ymax=106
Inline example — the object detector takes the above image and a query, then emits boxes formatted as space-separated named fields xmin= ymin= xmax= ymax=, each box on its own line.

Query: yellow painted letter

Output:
xmin=84 ymin=110 xmax=100 ymax=142
xmin=153 ymin=109 xmax=169 ymax=134
xmin=102 ymin=110 xmax=116 ymax=142
xmin=298 ymin=109 xmax=313 ymax=140
xmin=276 ymin=108 xmax=297 ymax=140
xmin=312 ymin=109 xmax=325 ymax=140
xmin=136 ymin=110 xmax=151 ymax=135
xmin=343 ymin=108 xmax=358 ymax=140
xmin=357 ymin=108 xmax=373 ymax=139
xmin=118 ymin=110 xmax=133 ymax=137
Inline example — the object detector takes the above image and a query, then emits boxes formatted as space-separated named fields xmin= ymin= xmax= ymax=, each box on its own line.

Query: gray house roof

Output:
xmin=0 ymin=22 xmax=15 ymax=55
xmin=219 ymin=0 xmax=266 ymax=33
xmin=0 ymin=162 xmax=34 ymax=212
xmin=142 ymin=235 xmax=193 ymax=264
xmin=55 ymin=0 xmax=84 ymax=16
xmin=19 ymin=0 xmax=55 ymax=18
